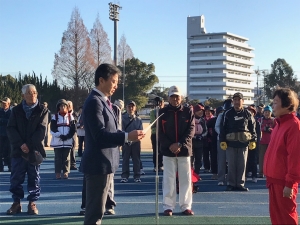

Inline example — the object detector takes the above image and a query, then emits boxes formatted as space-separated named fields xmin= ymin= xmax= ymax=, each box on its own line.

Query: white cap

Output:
xmin=168 ymin=86 xmax=182 ymax=97
xmin=1 ymin=97 xmax=11 ymax=104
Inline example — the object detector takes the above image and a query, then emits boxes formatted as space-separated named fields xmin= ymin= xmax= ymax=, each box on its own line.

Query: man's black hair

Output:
xmin=94 ymin=63 xmax=121 ymax=86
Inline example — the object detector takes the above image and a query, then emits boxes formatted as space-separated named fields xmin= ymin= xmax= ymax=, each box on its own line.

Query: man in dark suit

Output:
xmin=81 ymin=63 xmax=145 ymax=224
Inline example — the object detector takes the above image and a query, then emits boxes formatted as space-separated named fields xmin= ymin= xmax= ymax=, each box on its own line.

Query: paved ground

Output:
xmin=0 ymin=151 xmax=298 ymax=224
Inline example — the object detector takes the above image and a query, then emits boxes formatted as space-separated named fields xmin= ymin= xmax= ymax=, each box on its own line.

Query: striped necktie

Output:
xmin=107 ymin=99 xmax=112 ymax=109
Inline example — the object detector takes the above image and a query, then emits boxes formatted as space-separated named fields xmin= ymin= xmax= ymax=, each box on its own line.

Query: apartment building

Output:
xmin=187 ymin=15 xmax=255 ymax=105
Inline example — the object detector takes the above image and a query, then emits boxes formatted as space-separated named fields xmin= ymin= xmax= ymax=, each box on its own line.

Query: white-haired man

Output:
xmin=6 ymin=84 xmax=48 ymax=215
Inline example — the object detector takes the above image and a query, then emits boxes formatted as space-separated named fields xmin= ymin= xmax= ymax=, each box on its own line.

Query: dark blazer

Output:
xmin=81 ymin=90 xmax=125 ymax=175
xmin=7 ymin=102 xmax=48 ymax=160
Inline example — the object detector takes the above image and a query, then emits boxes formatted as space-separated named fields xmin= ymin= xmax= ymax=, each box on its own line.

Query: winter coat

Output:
xmin=0 ymin=108 xmax=11 ymax=136
xmin=50 ymin=113 xmax=76 ymax=148
xmin=158 ymin=104 xmax=194 ymax=157
xmin=7 ymin=103 xmax=48 ymax=159
xmin=264 ymin=113 xmax=300 ymax=188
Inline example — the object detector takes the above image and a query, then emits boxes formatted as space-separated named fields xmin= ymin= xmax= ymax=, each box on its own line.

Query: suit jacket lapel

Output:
xmin=93 ymin=91 xmax=118 ymax=129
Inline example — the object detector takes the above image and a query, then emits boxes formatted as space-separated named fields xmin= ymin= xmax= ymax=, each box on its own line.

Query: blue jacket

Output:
xmin=0 ymin=108 xmax=11 ymax=136
xmin=81 ymin=90 xmax=125 ymax=175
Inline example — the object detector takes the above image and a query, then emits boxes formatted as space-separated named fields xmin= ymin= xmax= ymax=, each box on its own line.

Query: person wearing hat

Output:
xmin=263 ymin=88 xmax=300 ymax=224
xmin=246 ymin=105 xmax=259 ymax=183
xmin=191 ymin=104 xmax=207 ymax=175
xmin=206 ymin=106 xmax=223 ymax=180
xmin=203 ymin=106 xmax=215 ymax=174
xmin=50 ymin=99 xmax=76 ymax=179
xmin=256 ymin=103 xmax=265 ymax=119
xmin=215 ymin=99 xmax=232 ymax=186
xmin=120 ymin=100 xmax=143 ymax=183
xmin=150 ymin=97 xmax=164 ymax=172
xmin=159 ymin=85 xmax=195 ymax=216
xmin=6 ymin=84 xmax=48 ymax=215
xmin=257 ymin=105 xmax=276 ymax=178
xmin=0 ymin=97 xmax=12 ymax=172
xmin=219 ymin=92 xmax=257 ymax=191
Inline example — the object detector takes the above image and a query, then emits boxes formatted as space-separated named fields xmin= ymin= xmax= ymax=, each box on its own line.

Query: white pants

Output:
xmin=162 ymin=156 xmax=192 ymax=211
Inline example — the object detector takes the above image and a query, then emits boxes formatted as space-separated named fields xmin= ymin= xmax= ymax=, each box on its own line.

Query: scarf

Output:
xmin=22 ymin=99 xmax=39 ymax=119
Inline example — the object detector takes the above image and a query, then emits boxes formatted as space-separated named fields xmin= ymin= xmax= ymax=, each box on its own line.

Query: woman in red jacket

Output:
xmin=264 ymin=88 xmax=300 ymax=225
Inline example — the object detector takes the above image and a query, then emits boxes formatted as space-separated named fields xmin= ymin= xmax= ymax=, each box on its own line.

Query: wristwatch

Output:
xmin=177 ymin=142 xmax=182 ymax=148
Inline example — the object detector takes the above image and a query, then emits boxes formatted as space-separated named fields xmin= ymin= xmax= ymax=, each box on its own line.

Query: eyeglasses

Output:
xmin=25 ymin=91 xmax=38 ymax=95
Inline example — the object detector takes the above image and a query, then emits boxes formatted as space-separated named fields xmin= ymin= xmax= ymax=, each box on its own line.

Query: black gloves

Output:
xmin=59 ymin=135 xmax=68 ymax=141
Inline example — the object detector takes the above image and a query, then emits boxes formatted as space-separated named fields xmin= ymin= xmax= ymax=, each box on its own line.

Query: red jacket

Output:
xmin=258 ymin=117 xmax=276 ymax=144
xmin=264 ymin=113 xmax=300 ymax=188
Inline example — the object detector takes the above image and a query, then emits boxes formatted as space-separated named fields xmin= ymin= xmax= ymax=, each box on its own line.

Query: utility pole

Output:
xmin=123 ymin=51 xmax=125 ymax=103
xmin=255 ymin=68 xmax=260 ymax=106
xmin=109 ymin=2 xmax=122 ymax=66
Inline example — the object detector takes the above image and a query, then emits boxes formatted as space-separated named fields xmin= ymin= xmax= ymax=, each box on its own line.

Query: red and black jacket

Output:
xmin=158 ymin=104 xmax=194 ymax=157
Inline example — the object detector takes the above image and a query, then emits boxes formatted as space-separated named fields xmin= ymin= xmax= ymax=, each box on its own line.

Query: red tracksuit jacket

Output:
xmin=264 ymin=113 xmax=300 ymax=188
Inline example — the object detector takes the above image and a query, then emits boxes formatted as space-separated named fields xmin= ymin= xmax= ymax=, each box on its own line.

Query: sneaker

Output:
xmin=158 ymin=167 xmax=164 ymax=172
xmin=218 ymin=181 xmax=224 ymax=186
xmin=134 ymin=178 xmax=141 ymax=183
xmin=164 ymin=209 xmax=172 ymax=216
xmin=79 ymin=208 xmax=85 ymax=215
xmin=27 ymin=202 xmax=38 ymax=215
xmin=120 ymin=178 xmax=128 ymax=183
xmin=104 ymin=208 xmax=115 ymax=215
xmin=55 ymin=173 xmax=61 ymax=179
xmin=6 ymin=202 xmax=22 ymax=215
xmin=182 ymin=209 xmax=194 ymax=215
xmin=204 ymin=169 xmax=210 ymax=173
xmin=252 ymin=177 xmax=257 ymax=183
xmin=140 ymin=169 xmax=145 ymax=175
xmin=236 ymin=186 xmax=249 ymax=192
xmin=153 ymin=168 xmax=156 ymax=172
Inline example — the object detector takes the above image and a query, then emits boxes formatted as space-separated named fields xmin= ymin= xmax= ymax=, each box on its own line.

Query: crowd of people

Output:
xmin=1 ymin=63 xmax=300 ymax=224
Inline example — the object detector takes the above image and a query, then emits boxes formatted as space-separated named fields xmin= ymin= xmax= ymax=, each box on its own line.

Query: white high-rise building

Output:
xmin=187 ymin=15 xmax=255 ymax=105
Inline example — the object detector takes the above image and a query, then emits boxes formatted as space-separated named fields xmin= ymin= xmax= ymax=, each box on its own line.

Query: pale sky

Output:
xmin=0 ymin=0 xmax=299 ymax=96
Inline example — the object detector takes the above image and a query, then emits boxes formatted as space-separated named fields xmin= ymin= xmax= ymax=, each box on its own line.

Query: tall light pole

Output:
xmin=109 ymin=2 xmax=121 ymax=66
xmin=122 ymin=51 xmax=125 ymax=103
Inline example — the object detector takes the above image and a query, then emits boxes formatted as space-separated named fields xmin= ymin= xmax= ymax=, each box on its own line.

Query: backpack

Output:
xmin=194 ymin=118 xmax=203 ymax=135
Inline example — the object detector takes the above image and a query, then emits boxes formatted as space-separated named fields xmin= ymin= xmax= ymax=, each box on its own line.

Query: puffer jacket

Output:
xmin=50 ymin=113 xmax=76 ymax=148
xmin=158 ymin=104 xmax=194 ymax=157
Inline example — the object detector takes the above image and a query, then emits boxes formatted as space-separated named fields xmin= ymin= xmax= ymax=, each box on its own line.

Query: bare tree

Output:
xmin=90 ymin=14 xmax=112 ymax=67
xmin=52 ymin=7 xmax=94 ymax=106
xmin=118 ymin=34 xmax=134 ymax=66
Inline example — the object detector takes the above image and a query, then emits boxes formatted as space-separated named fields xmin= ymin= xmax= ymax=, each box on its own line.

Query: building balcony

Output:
xmin=189 ymin=38 xmax=254 ymax=50
xmin=189 ymin=81 xmax=253 ymax=89
xmin=190 ymin=47 xmax=255 ymax=58
xmin=189 ymin=89 xmax=254 ymax=98
xmin=189 ymin=56 xmax=254 ymax=66
xmin=189 ymin=73 xmax=254 ymax=82
xmin=190 ymin=64 xmax=254 ymax=74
